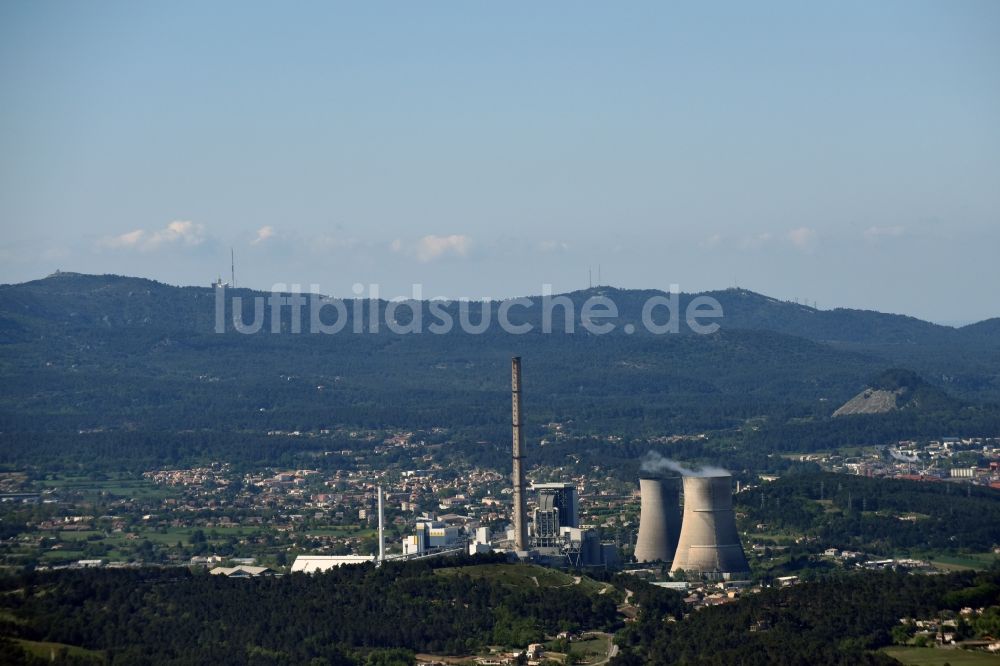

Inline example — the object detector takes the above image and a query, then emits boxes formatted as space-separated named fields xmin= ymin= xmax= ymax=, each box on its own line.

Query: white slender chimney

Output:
xmin=377 ymin=485 xmax=386 ymax=565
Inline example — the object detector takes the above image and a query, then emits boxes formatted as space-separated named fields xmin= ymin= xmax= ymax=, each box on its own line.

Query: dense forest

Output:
xmin=748 ymin=405 xmax=1000 ymax=453
xmin=735 ymin=471 xmax=1000 ymax=554
xmin=4 ymin=559 xmax=999 ymax=666
xmin=612 ymin=568 xmax=1000 ymax=666
xmin=0 ymin=556 xmax=619 ymax=665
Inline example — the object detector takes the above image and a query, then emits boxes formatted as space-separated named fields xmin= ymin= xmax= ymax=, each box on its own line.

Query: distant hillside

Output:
xmin=0 ymin=273 xmax=997 ymax=463
xmin=2 ymin=274 xmax=991 ymax=347
xmin=700 ymin=288 xmax=956 ymax=346
xmin=576 ymin=287 xmax=999 ymax=399
xmin=832 ymin=388 xmax=903 ymax=417
xmin=0 ymin=273 xmax=882 ymax=438
xmin=832 ymin=369 xmax=958 ymax=417
xmin=960 ymin=317 xmax=1000 ymax=343
xmin=751 ymin=366 xmax=999 ymax=453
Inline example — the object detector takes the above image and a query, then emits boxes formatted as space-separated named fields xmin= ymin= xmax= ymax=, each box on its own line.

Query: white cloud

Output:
xmin=537 ymin=240 xmax=570 ymax=253
xmin=392 ymin=234 xmax=473 ymax=262
xmin=863 ymin=225 xmax=905 ymax=241
xmin=786 ymin=227 xmax=817 ymax=250
xmin=417 ymin=234 xmax=471 ymax=261
xmin=252 ymin=225 xmax=275 ymax=245
xmin=100 ymin=220 xmax=206 ymax=252
xmin=146 ymin=220 xmax=205 ymax=249
xmin=101 ymin=229 xmax=146 ymax=249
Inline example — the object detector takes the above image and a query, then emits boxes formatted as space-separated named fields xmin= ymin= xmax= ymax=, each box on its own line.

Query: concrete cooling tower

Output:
xmin=633 ymin=477 xmax=681 ymax=563
xmin=670 ymin=474 xmax=750 ymax=577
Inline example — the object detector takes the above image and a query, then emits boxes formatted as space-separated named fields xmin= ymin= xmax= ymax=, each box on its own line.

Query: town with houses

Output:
xmin=2 ymin=428 xmax=997 ymax=574
xmin=803 ymin=436 xmax=1000 ymax=487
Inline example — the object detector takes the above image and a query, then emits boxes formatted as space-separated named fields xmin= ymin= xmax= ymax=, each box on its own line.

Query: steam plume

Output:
xmin=640 ymin=451 xmax=730 ymax=478
xmin=888 ymin=448 xmax=919 ymax=463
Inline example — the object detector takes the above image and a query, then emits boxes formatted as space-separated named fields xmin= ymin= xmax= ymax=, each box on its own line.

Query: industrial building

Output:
xmin=402 ymin=519 xmax=463 ymax=555
xmin=210 ymin=565 xmax=274 ymax=577
xmin=534 ymin=483 xmax=579 ymax=527
xmin=290 ymin=555 xmax=376 ymax=572
xmin=524 ymin=482 xmax=616 ymax=567
xmin=531 ymin=482 xmax=579 ymax=547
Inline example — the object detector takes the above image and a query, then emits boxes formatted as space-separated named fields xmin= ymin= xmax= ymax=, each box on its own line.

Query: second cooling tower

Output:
xmin=670 ymin=474 xmax=749 ymax=576
xmin=633 ymin=477 xmax=681 ymax=564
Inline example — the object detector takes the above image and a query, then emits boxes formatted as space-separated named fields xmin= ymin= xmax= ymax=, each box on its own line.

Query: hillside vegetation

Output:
xmin=0 ymin=556 xmax=622 ymax=665
xmin=1 ymin=273 xmax=998 ymax=471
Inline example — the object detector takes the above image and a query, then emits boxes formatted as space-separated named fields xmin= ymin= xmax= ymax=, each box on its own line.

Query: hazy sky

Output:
xmin=1 ymin=1 xmax=998 ymax=323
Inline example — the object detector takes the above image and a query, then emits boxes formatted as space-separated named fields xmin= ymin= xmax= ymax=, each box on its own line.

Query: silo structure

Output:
xmin=670 ymin=475 xmax=749 ymax=576
xmin=633 ymin=477 xmax=681 ymax=563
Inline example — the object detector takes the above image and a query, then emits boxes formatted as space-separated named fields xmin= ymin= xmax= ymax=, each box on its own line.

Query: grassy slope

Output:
xmin=883 ymin=646 xmax=1000 ymax=665
xmin=14 ymin=638 xmax=103 ymax=660
xmin=435 ymin=563 xmax=615 ymax=597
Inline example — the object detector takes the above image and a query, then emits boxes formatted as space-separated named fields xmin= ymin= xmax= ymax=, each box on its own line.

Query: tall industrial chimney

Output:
xmin=633 ymin=477 xmax=681 ymax=563
xmin=377 ymin=485 xmax=386 ymax=565
xmin=670 ymin=474 xmax=750 ymax=576
xmin=511 ymin=357 xmax=528 ymax=551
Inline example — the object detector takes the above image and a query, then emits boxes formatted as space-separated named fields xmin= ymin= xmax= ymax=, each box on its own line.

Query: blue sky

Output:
xmin=1 ymin=1 xmax=998 ymax=323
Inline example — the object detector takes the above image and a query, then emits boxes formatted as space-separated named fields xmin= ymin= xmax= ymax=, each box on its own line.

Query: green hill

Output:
xmin=0 ymin=557 xmax=624 ymax=662
xmin=1 ymin=273 xmax=998 ymax=469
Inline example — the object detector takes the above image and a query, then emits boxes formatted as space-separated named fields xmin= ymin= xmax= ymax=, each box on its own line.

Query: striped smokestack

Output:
xmin=511 ymin=357 xmax=528 ymax=551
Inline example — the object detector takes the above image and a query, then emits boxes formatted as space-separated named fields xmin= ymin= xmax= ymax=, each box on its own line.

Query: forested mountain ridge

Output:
xmin=0 ymin=273 xmax=881 ymax=433
xmin=2 ymin=273 xmax=994 ymax=345
xmin=0 ymin=273 xmax=997 ymax=459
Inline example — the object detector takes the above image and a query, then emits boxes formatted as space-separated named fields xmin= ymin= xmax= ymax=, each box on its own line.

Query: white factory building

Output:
xmin=290 ymin=555 xmax=376 ymax=572
xmin=402 ymin=519 xmax=462 ymax=555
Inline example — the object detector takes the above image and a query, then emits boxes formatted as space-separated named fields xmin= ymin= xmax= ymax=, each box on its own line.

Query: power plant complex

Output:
xmin=293 ymin=356 xmax=747 ymax=578
xmin=505 ymin=358 xmax=618 ymax=568
xmin=634 ymin=472 xmax=749 ymax=578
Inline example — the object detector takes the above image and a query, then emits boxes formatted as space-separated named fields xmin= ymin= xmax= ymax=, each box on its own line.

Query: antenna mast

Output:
xmin=231 ymin=248 xmax=236 ymax=289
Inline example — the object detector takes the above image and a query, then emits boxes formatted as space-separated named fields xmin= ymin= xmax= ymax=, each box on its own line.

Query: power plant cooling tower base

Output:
xmin=670 ymin=474 xmax=750 ymax=577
